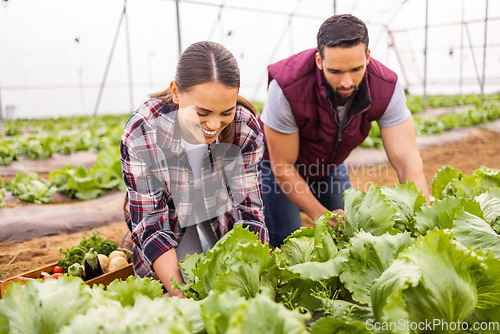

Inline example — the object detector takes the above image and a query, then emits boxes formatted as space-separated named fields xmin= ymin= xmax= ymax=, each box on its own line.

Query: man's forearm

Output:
xmin=272 ymin=162 xmax=328 ymax=219
xmin=396 ymin=164 xmax=430 ymax=200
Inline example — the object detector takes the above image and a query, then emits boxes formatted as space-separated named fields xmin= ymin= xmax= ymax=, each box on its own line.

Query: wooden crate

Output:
xmin=0 ymin=262 xmax=134 ymax=298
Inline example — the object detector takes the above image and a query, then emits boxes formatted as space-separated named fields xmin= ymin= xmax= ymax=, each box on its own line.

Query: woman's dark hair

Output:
xmin=317 ymin=14 xmax=369 ymax=59
xmin=150 ymin=41 xmax=255 ymax=143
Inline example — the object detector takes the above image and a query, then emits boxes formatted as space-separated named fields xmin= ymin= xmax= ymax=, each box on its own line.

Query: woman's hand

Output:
xmin=171 ymin=290 xmax=187 ymax=299
xmin=152 ymin=248 xmax=186 ymax=297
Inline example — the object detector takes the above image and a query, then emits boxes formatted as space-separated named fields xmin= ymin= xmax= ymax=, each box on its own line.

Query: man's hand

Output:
xmin=328 ymin=209 xmax=345 ymax=229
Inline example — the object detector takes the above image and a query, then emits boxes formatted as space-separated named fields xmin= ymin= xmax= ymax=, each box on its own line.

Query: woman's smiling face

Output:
xmin=172 ymin=81 xmax=238 ymax=144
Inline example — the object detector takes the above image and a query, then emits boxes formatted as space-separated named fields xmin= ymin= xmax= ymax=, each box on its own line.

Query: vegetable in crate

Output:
xmin=83 ymin=248 xmax=104 ymax=281
xmin=52 ymin=265 xmax=63 ymax=274
xmin=57 ymin=228 xmax=118 ymax=273
xmin=97 ymin=254 xmax=110 ymax=272
xmin=68 ymin=263 xmax=84 ymax=278
xmin=108 ymin=256 xmax=128 ymax=272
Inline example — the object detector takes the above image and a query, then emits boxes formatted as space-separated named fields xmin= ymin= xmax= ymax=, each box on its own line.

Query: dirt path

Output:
xmin=1 ymin=128 xmax=499 ymax=280
xmin=349 ymin=128 xmax=500 ymax=192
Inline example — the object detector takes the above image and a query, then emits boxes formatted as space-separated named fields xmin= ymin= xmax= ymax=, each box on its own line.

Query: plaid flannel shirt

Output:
xmin=121 ymin=98 xmax=268 ymax=277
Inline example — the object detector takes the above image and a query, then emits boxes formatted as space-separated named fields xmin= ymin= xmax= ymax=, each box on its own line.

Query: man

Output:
xmin=259 ymin=14 xmax=429 ymax=247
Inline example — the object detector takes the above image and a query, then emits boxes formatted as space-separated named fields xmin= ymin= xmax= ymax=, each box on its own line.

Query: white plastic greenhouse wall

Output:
xmin=0 ymin=0 xmax=499 ymax=119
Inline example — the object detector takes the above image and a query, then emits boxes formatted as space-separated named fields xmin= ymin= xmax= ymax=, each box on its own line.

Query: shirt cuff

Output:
xmin=142 ymin=230 xmax=180 ymax=269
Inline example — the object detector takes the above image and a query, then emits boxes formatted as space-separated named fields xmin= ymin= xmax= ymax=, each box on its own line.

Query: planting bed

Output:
xmin=1 ymin=126 xmax=499 ymax=282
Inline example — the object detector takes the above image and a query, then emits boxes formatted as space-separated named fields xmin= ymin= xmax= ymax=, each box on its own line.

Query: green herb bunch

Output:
xmin=57 ymin=229 xmax=118 ymax=273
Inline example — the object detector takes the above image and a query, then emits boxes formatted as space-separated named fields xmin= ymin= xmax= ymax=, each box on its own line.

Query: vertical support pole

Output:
xmin=388 ymin=30 xmax=410 ymax=91
xmin=480 ymin=0 xmax=489 ymax=96
xmin=423 ymin=0 xmax=429 ymax=108
xmin=333 ymin=0 xmax=337 ymax=14
xmin=175 ymin=0 xmax=182 ymax=57
xmin=93 ymin=3 xmax=126 ymax=117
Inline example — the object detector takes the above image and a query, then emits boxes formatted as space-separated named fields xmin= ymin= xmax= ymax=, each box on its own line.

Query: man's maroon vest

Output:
xmin=260 ymin=48 xmax=397 ymax=180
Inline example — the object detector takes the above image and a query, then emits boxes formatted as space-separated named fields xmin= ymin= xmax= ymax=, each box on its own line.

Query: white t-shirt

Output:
xmin=260 ymin=78 xmax=411 ymax=134
xmin=181 ymin=138 xmax=208 ymax=189
xmin=181 ymin=138 xmax=212 ymax=253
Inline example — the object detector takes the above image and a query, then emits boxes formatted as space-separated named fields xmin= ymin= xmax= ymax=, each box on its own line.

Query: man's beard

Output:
xmin=320 ymin=69 xmax=358 ymax=105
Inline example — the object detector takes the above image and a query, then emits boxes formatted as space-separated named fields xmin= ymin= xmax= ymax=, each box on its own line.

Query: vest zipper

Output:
xmin=328 ymin=97 xmax=353 ymax=165
xmin=328 ymin=100 xmax=372 ymax=166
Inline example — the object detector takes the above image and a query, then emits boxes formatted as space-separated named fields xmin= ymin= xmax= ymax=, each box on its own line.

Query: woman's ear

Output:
xmin=170 ymin=81 xmax=179 ymax=104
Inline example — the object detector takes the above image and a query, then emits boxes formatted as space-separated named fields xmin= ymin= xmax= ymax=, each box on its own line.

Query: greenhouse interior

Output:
xmin=0 ymin=0 xmax=500 ymax=333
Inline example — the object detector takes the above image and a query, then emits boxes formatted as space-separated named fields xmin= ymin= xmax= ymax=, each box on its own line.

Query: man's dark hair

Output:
xmin=317 ymin=14 xmax=369 ymax=58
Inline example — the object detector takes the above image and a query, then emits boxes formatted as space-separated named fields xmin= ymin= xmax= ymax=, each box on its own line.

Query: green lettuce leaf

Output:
xmin=95 ymin=276 xmax=165 ymax=307
xmin=340 ymin=231 xmax=415 ymax=305
xmin=67 ymin=165 xmax=102 ymax=200
xmin=91 ymin=167 xmax=122 ymax=190
xmin=59 ymin=295 xmax=192 ymax=334
xmin=380 ymin=182 xmax=426 ymax=232
xmin=277 ymin=219 xmax=345 ymax=313
xmin=169 ymin=297 xmax=205 ymax=334
xmin=467 ymin=253 xmax=500 ymax=331
xmin=371 ymin=230 xmax=482 ymax=331
xmin=431 ymin=166 xmax=464 ymax=200
xmin=238 ymin=293 xmax=309 ymax=334
xmin=414 ymin=196 xmax=483 ymax=236
xmin=94 ymin=145 xmax=120 ymax=171
xmin=471 ymin=168 xmax=500 ymax=194
xmin=279 ymin=216 xmax=343 ymax=281
xmin=286 ymin=251 xmax=347 ymax=281
xmin=434 ymin=167 xmax=500 ymax=200
xmin=312 ymin=211 xmax=340 ymax=262
xmin=344 ymin=184 xmax=398 ymax=238
xmin=475 ymin=188 xmax=500 ymax=233
xmin=280 ymin=228 xmax=316 ymax=266
xmin=200 ymin=291 xmax=309 ymax=334
xmin=310 ymin=316 xmax=372 ymax=334
xmin=49 ymin=165 xmax=73 ymax=193
xmin=322 ymin=299 xmax=373 ymax=323
xmin=0 ymin=276 xmax=91 ymax=334
xmin=177 ymin=224 xmax=280 ymax=300
xmin=17 ymin=179 xmax=57 ymax=204
xmin=278 ymin=276 xmax=341 ymax=313
xmin=451 ymin=209 xmax=500 ymax=258
xmin=200 ymin=290 xmax=247 ymax=334
xmin=443 ymin=174 xmax=481 ymax=199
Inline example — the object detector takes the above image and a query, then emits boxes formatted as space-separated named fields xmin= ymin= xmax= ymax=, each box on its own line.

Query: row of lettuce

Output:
xmin=0 ymin=94 xmax=499 ymax=164
xmin=0 ymin=114 xmax=128 ymax=166
xmin=1 ymin=166 xmax=499 ymax=333
xmin=0 ymin=146 xmax=124 ymax=208
xmin=362 ymin=94 xmax=500 ymax=149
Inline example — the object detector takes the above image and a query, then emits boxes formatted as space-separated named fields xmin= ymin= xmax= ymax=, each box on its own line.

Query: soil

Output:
xmin=349 ymin=128 xmax=500 ymax=191
xmin=1 ymin=127 xmax=499 ymax=281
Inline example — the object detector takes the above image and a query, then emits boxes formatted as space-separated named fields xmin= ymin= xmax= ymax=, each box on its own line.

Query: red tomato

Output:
xmin=42 ymin=273 xmax=64 ymax=280
xmin=52 ymin=266 xmax=63 ymax=274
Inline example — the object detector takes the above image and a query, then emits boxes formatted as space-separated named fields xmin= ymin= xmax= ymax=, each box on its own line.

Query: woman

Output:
xmin=121 ymin=41 xmax=268 ymax=297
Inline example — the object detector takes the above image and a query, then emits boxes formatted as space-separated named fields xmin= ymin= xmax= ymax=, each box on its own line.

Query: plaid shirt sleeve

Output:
xmin=120 ymin=101 xmax=179 ymax=277
xmin=227 ymin=106 xmax=269 ymax=244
